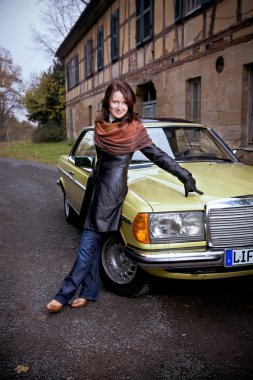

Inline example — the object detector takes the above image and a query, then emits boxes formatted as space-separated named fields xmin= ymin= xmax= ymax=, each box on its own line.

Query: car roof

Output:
xmin=141 ymin=117 xmax=206 ymax=128
xmin=141 ymin=117 xmax=193 ymax=123
xmin=82 ymin=118 xmax=207 ymax=131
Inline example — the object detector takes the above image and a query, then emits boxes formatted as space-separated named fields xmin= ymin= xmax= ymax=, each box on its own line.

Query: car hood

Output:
xmin=127 ymin=162 xmax=253 ymax=212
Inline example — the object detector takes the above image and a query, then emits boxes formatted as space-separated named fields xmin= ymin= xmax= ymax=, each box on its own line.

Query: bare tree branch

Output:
xmin=30 ymin=0 xmax=89 ymax=60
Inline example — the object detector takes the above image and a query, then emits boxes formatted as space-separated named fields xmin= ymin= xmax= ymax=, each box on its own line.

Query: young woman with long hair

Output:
xmin=46 ymin=80 xmax=203 ymax=312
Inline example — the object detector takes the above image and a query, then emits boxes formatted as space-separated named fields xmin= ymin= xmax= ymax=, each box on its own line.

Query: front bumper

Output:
xmin=124 ymin=246 xmax=225 ymax=269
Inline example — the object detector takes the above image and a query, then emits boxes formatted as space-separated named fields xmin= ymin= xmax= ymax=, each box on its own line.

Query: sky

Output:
xmin=0 ymin=0 xmax=52 ymax=83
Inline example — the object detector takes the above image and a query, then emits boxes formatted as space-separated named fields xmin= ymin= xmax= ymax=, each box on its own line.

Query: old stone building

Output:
xmin=56 ymin=0 xmax=253 ymax=158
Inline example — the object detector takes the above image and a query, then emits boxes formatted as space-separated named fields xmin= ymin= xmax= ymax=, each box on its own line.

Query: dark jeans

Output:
xmin=55 ymin=229 xmax=102 ymax=305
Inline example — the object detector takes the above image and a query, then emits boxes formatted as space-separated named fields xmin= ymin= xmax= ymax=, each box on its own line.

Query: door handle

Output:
xmin=68 ymin=171 xmax=74 ymax=175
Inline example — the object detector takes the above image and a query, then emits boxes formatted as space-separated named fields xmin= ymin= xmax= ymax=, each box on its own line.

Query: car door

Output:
xmin=65 ymin=129 xmax=95 ymax=214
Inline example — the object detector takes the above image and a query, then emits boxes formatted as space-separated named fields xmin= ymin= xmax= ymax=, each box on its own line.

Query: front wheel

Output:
xmin=100 ymin=234 xmax=150 ymax=297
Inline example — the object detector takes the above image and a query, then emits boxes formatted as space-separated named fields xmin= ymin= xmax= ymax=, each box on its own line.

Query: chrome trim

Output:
xmin=121 ymin=214 xmax=132 ymax=225
xmin=68 ymin=156 xmax=75 ymax=164
xmin=206 ymin=196 xmax=253 ymax=248
xmin=124 ymin=246 xmax=224 ymax=269
xmin=58 ymin=165 xmax=87 ymax=192
xmin=129 ymin=162 xmax=153 ymax=169
xmin=208 ymin=129 xmax=238 ymax=162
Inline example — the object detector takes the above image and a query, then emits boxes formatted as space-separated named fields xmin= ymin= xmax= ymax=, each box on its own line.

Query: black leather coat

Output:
xmin=82 ymin=144 xmax=191 ymax=233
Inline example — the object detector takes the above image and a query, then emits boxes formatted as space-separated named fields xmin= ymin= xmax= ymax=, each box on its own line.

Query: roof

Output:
xmin=56 ymin=0 xmax=115 ymax=59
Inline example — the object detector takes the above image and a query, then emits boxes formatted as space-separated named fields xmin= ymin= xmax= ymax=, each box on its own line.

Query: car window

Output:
xmin=73 ymin=130 xmax=96 ymax=158
xmin=171 ymin=127 xmax=233 ymax=161
xmin=132 ymin=126 xmax=234 ymax=163
xmin=132 ymin=128 xmax=175 ymax=162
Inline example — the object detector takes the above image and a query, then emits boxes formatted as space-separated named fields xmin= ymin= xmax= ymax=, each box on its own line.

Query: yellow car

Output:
xmin=57 ymin=119 xmax=253 ymax=296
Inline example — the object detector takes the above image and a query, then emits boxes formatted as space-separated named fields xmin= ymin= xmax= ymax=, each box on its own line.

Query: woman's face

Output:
xmin=109 ymin=90 xmax=128 ymax=120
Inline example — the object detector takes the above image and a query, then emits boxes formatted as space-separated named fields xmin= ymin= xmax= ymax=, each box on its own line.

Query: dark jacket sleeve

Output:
xmin=140 ymin=143 xmax=191 ymax=183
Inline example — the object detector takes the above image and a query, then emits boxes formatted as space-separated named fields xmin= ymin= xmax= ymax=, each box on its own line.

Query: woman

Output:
xmin=47 ymin=80 xmax=203 ymax=313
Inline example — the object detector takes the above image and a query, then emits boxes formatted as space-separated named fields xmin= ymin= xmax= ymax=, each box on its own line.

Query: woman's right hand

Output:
xmin=184 ymin=175 xmax=204 ymax=197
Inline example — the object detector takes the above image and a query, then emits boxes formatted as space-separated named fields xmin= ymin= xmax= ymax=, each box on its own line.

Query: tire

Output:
xmin=100 ymin=233 xmax=150 ymax=297
xmin=64 ymin=193 xmax=77 ymax=224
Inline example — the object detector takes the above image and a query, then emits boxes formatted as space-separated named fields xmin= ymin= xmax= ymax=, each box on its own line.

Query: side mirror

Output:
xmin=74 ymin=156 xmax=95 ymax=168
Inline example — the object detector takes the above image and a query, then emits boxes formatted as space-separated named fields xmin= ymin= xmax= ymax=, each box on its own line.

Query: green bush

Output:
xmin=32 ymin=123 xmax=66 ymax=143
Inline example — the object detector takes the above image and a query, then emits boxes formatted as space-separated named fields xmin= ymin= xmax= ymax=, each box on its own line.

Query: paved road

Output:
xmin=0 ymin=157 xmax=253 ymax=380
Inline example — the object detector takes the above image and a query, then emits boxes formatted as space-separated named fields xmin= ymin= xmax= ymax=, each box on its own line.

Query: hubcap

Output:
xmin=102 ymin=236 xmax=137 ymax=285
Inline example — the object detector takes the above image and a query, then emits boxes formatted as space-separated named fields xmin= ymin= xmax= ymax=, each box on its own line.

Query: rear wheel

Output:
xmin=64 ymin=193 xmax=77 ymax=224
xmin=100 ymin=234 xmax=150 ymax=297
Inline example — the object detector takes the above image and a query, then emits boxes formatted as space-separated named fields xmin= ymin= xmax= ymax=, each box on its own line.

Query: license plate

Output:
xmin=225 ymin=248 xmax=253 ymax=267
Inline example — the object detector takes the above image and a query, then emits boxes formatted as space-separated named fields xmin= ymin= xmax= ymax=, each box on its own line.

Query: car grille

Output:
xmin=206 ymin=197 xmax=253 ymax=248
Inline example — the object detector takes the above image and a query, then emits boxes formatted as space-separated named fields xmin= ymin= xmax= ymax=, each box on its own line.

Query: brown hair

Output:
xmin=96 ymin=80 xmax=138 ymax=124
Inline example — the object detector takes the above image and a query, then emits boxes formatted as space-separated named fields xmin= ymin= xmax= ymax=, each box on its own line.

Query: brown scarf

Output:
xmin=94 ymin=119 xmax=152 ymax=155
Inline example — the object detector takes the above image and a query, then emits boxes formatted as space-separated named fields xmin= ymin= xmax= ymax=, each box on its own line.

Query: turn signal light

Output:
xmin=132 ymin=213 xmax=150 ymax=244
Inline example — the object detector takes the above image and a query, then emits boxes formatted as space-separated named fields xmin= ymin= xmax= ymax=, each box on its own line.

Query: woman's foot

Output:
xmin=46 ymin=299 xmax=64 ymax=313
xmin=70 ymin=298 xmax=88 ymax=308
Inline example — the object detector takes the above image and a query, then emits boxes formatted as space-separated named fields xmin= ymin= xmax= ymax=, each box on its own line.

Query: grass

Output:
xmin=0 ymin=140 xmax=73 ymax=165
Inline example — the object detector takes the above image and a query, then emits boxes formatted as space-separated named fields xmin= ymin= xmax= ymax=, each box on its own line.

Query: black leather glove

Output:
xmin=184 ymin=175 xmax=204 ymax=197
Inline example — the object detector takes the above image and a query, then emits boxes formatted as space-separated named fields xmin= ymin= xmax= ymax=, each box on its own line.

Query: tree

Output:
xmin=31 ymin=0 xmax=88 ymax=59
xmin=0 ymin=47 xmax=24 ymax=141
xmin=25 ymin=60 xmax=66 ymax=142
xmin=27 ymin=0 xmax=90 ymax=141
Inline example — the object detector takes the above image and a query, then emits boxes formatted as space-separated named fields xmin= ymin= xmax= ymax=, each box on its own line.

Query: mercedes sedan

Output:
xmin=57 ymin=119 xmax=253 ymax=297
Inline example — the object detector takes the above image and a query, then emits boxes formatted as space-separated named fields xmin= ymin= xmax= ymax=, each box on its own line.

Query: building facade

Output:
xmin=56 ymin=0 xmax=253 ymax=158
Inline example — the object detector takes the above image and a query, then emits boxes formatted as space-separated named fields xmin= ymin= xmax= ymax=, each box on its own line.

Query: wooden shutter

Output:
xmin=89 ymin=39 xmax=93 ymax=76
xmin=85 ymin=43 xmax=88 ymax=78
xmin=143 ymin=0 xmax=154 ymax=42
xmin=111 ymin=10 xmax=119 ymax=62
xmin=74 ymin=56 xmax=79 ymax=85
xmin=66 ymin=63 xmax=70 ymax=90
xmin=85 ymin=40 xmax=93 ymax=78
xmin=174 ymin=0 xmax=183 ymax=23
xmin=136 ymin=0 xmax=154 ymax=47
xmin=66 ymin=56 xmax=79 ymax=90
xmin=136 ymin=0 xmax=142 ymax=47
xmin=97 ymin=26 xmax=104 ymax=70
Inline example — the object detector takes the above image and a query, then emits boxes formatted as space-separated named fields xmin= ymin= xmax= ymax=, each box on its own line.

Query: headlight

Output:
xmin=133 ymin=212 xmax=205 ymax=244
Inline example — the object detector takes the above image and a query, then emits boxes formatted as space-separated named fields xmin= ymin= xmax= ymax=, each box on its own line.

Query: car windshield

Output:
xmin=131 ymin=126 xmax=235 ymax=163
